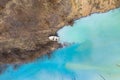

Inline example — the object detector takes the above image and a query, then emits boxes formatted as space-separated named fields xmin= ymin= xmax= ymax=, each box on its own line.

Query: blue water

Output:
xmin=0 ymin=8 xmax=120 ymax=80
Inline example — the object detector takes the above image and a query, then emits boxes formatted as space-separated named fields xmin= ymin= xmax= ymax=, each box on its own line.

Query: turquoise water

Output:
xmin=0 ymin=8 xmax=120 ymax=80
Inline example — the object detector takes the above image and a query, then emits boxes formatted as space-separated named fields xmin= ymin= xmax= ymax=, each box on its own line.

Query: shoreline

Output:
xmin=0 ymin=0 xmax=120 ymax=64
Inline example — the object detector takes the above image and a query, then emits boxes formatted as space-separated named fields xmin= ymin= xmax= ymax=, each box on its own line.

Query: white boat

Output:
xmin=49 ymin=36 xmax=59 ymax=41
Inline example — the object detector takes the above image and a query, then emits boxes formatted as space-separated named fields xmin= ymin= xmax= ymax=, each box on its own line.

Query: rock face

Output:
xmin=0 ymin=0 xmax=120 ymax=64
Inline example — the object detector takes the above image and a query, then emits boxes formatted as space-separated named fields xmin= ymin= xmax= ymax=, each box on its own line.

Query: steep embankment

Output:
xmin=0 ymin=0 xmax=120 ymax=64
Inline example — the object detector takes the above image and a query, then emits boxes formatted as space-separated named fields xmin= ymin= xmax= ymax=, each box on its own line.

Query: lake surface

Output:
xmin=0 ymin=8 xmax=120 ymax=80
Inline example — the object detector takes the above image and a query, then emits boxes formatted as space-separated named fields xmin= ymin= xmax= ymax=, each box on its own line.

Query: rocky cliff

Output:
xmin=0 ymin=0 xmax=120 ymax=64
